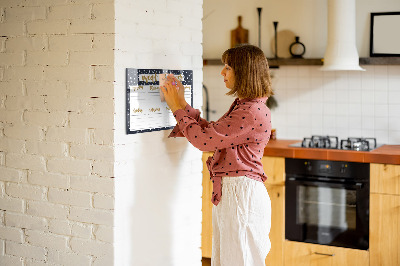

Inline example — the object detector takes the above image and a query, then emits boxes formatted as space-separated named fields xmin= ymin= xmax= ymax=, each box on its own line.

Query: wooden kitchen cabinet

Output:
xmin=284 ymin=241 xmax=369 ymax=266
xmin=261 ymin=156 xmax=285 ymax=266
xmin=370 ymin=163 xmax=400 ymax=266
xmin=264 ymin=184 xmax=285 ymax=266
xmin=370 ymin=163 xmax=400 ymax=195
xmin=201 ymin=154 xmax=286 ymax=266
xmin=202 ymin=152 xmax=213 ymax=258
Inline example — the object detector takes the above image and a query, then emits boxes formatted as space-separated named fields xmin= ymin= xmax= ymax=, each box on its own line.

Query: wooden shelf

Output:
xmin=203 ymin=58 xmax=323 ymax=67
xmin=359 ymin=57 xmax=400 ymax=65
xmin=203 ymin=57 xmax=400 ymax=67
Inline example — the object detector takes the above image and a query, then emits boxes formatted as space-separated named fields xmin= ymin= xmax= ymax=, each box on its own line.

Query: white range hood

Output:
xmin=320 ymin=0 xmax=365 ymax=71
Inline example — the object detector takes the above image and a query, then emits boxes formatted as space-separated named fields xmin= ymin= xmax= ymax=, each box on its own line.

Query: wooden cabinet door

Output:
xmin=284 ymin=241 xmax=369 ymax=266
xmin=370 ymin=193 xmax=400 ymax=266
xmin=201 ymin=152 xmax=213 ymax=258
xmin=264 ymin=184 xmax=284 ymax=266
xmin=370 ymin=163 xmax=400 ymax=195
xmin=262 ymin=156 xmax=285 ymax=186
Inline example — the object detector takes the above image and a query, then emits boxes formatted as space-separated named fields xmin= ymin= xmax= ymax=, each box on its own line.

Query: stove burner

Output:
xmin=301 ymin=135 xmax=339 ymax=149
xmin=295 ymin=136 xmax=378 ymax=151
xmin=340 ymin=137 xmax=377 ymax=151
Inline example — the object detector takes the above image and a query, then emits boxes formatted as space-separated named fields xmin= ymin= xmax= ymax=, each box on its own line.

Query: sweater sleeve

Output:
xmin=168 ymin=104 xmax=211 ymax=138
xmin=172 ymin=106 xmax=257 ymax=152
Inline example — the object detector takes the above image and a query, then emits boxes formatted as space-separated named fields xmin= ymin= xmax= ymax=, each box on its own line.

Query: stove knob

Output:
xmin=340 ymin=164 xmax=347 ymax=174
xmin=305 ymin=162 xmax=312 ymax=171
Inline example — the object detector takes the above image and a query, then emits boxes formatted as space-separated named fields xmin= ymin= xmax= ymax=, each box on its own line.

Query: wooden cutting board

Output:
xmin=231 ymin=16 xmax=249 ymax=48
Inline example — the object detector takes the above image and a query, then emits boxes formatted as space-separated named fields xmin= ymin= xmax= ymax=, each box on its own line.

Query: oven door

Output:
xmin=285 ymin=177 xmax=369 ymax=250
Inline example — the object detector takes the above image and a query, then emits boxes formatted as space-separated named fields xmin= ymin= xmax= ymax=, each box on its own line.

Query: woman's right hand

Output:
xmin=167 ymin=74 xmax=187 ymax=108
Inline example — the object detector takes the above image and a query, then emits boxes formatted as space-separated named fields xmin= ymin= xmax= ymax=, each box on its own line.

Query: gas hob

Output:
xmin=289 ymin=135 xmax=382 ymax=151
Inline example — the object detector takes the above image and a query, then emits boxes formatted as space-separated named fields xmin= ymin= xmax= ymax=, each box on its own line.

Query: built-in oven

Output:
xmin=285 ymin=158 xmax=369 ymax=250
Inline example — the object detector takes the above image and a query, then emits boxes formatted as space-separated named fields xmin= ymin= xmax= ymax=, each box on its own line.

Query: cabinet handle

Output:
xmin=314 ymin=252 xmax=335 ymax=257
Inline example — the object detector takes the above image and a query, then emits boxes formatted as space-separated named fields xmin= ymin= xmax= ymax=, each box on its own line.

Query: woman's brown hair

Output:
xmin=221 ymin=44 xmax=273 ymax=99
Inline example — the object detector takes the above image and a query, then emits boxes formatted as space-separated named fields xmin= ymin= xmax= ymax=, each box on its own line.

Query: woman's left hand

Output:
xmin=160 ymin=76 xmax=183 ymax=113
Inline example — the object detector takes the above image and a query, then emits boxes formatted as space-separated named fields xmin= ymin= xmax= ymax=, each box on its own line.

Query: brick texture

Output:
xmin=0 ymin=0 xmax=203 ymax=265
xmin=0 ymin=0 xmax=116 ymax=258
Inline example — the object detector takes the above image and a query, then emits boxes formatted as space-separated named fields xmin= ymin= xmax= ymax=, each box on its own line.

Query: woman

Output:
xmin=161 ymin=44 xmax=273 ymax=266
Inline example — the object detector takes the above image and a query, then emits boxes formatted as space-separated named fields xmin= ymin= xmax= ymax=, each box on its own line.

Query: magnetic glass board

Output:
xmin=126 ymin=68 xmax=193 ymax=134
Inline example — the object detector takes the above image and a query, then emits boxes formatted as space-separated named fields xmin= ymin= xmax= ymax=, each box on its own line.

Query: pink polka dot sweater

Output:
xmin=169 ymin=97 xmax=271 ymax=206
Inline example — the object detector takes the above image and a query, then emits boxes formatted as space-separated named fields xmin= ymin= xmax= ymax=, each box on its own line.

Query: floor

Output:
xmin=202 ymin=257 xmax=211 ymax=266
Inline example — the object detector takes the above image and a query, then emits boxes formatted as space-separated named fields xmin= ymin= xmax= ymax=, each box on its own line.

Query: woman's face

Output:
xmin=220 ymin=64 xmax=235 ymax=89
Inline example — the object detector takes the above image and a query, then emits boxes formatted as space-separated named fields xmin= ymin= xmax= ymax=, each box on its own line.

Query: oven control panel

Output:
xmin=286 ymin=158 xmax=369 ymax=180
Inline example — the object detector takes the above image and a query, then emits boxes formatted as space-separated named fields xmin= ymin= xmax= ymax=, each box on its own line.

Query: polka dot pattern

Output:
xmin=169 ymin=97 xmax=272 ymax=206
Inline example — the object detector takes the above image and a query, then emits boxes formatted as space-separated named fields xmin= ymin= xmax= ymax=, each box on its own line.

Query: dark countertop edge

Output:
xmin=263 ymin=140 xmax=400 ymax=165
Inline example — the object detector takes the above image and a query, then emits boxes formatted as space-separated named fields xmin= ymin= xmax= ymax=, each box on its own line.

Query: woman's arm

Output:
xmin=172 ymin=106 xmax=257 ymax=152
xmin=164 ymin=75 xmax=211 ymax=137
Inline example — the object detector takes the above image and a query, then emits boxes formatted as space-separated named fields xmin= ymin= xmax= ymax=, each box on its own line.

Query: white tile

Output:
xmin=322 ymin=127 xmax=337 ymax=136
xmin=348 ymin=116 xmax=362 ymax=129
xmin=374 ymin=65 xmax=388 ymax=77
xmin=374 ymin=130 xmax=389 ymax=144
xmin=311 ymin=114 xmax=324 ymax=129
xmin=286 ymin=77 xmax=299 ymax=89
xmin=298 ymin=67 xmax=311 ymax=78
xmin=349 ymin=128 xmax=362 ymax=137
xmin=336 ymin=128 xmax=349 ymax=140
xmin=273 ymin=76 xmax=287 ymax=90
xmin=375 ymin=104 xmax=389 ymax=117
xmin=374 ymin=90 xmax=388 ymax=104
xmin=335 ymin=73 xmax=349 ymax=90
xmin=336 ymin=103 xmax=349 ymax=116
xmin=297 ymin=102 xmax=312 ymax=115
xmin=388 ymin=76 xmax=400 ymax=91
xmin=362 ymin=90 xmax=375 ymax=104
xmin=362 ymin=116 xmax=375 ymax=130
xmin=361 ymin=104 xmax=375 ymax=116
xmin=374 ymin=78 xmax=388 ymax=91
xmin=336 ymin=115 xmax=348 ymax=128
xmin=388 ymin=65 xmax=400 ymax=76
xmin=323 ymin=103 xmax=336 ymax=115
xmin=310 ymin=77 xmax=324 ymax=89
xmin=348 ymin=103 xmax=362 ymax=116
xmin=298 ymin=77 xmax=311 ymax=89
xmin=285 ymin=66 xmax=298 ymax=77
xmin=287 ymin=113 xmax=300 ymax=127
xmin=323 ymin=87 xmax=336 ymax=103
xmin=348 ymin=76 xmax=362 ymax=91
xmin=362 ymin=65 xmax=375 ymax=74
xmin=311 ymin=87 xmax=323 ymax=101
xmin=348 ymin=90 xmax=362 ymax=103
xmin=336 ymin=90 xmax=349 ymax=103
xmin=361 ymin=128 xmax=375 ymax=138
xmin=388 ymin=104 xmax=400 ymax=117
xmin=388 ymin=117 xmax=400 ymax=131
xmin=388 ymin=91 xmax=400 ymax=104
xmin=388 ymin=131 xmax=400 ymax=144
xmin=374 ymin=117 xmax=389 ymax=130
xmin=311 ymin=102 xmax=324 ymax=113
xmin=361 ymin=75 xmax=374 ymax=91
xmin=322 ymin=70 xmax=335 ymax=78
xmin=311 ymin=127 xmax=324 ymax=136
xmin=323 ymin=115 xmax=336 ymax=129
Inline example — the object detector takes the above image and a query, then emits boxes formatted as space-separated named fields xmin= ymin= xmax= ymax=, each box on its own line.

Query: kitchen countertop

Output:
xmin=263 ymin=139 xmax=400 ymax=165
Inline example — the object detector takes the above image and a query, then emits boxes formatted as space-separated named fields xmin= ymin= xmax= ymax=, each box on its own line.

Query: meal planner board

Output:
xmin=126 ymin=68 xmax=193 ymax=134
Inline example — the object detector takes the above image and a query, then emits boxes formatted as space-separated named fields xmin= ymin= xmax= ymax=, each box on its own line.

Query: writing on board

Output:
xmin=126 ymin=68 xmax=193 ymax=134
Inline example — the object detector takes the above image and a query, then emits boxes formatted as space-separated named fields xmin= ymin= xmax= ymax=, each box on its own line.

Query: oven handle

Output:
xmin=286 ymin=177 xmax=364 ymax=189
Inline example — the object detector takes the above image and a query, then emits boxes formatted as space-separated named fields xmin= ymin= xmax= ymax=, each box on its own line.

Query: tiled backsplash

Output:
xmin=203 ymin=65 xmax=400 ymax=144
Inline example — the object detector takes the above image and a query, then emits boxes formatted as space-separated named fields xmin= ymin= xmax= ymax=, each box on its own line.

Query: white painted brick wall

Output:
xmin=1 ymin=0 xmax=204 ymax=264
xmin=114 ymin=0 xmax=203 ymax=265
xmin=0 ymin=0 xmax=115 ymax=264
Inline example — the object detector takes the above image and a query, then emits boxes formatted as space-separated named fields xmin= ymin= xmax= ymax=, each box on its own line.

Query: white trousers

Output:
xmin=212 ymin=176 xmax=271 ymax=266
